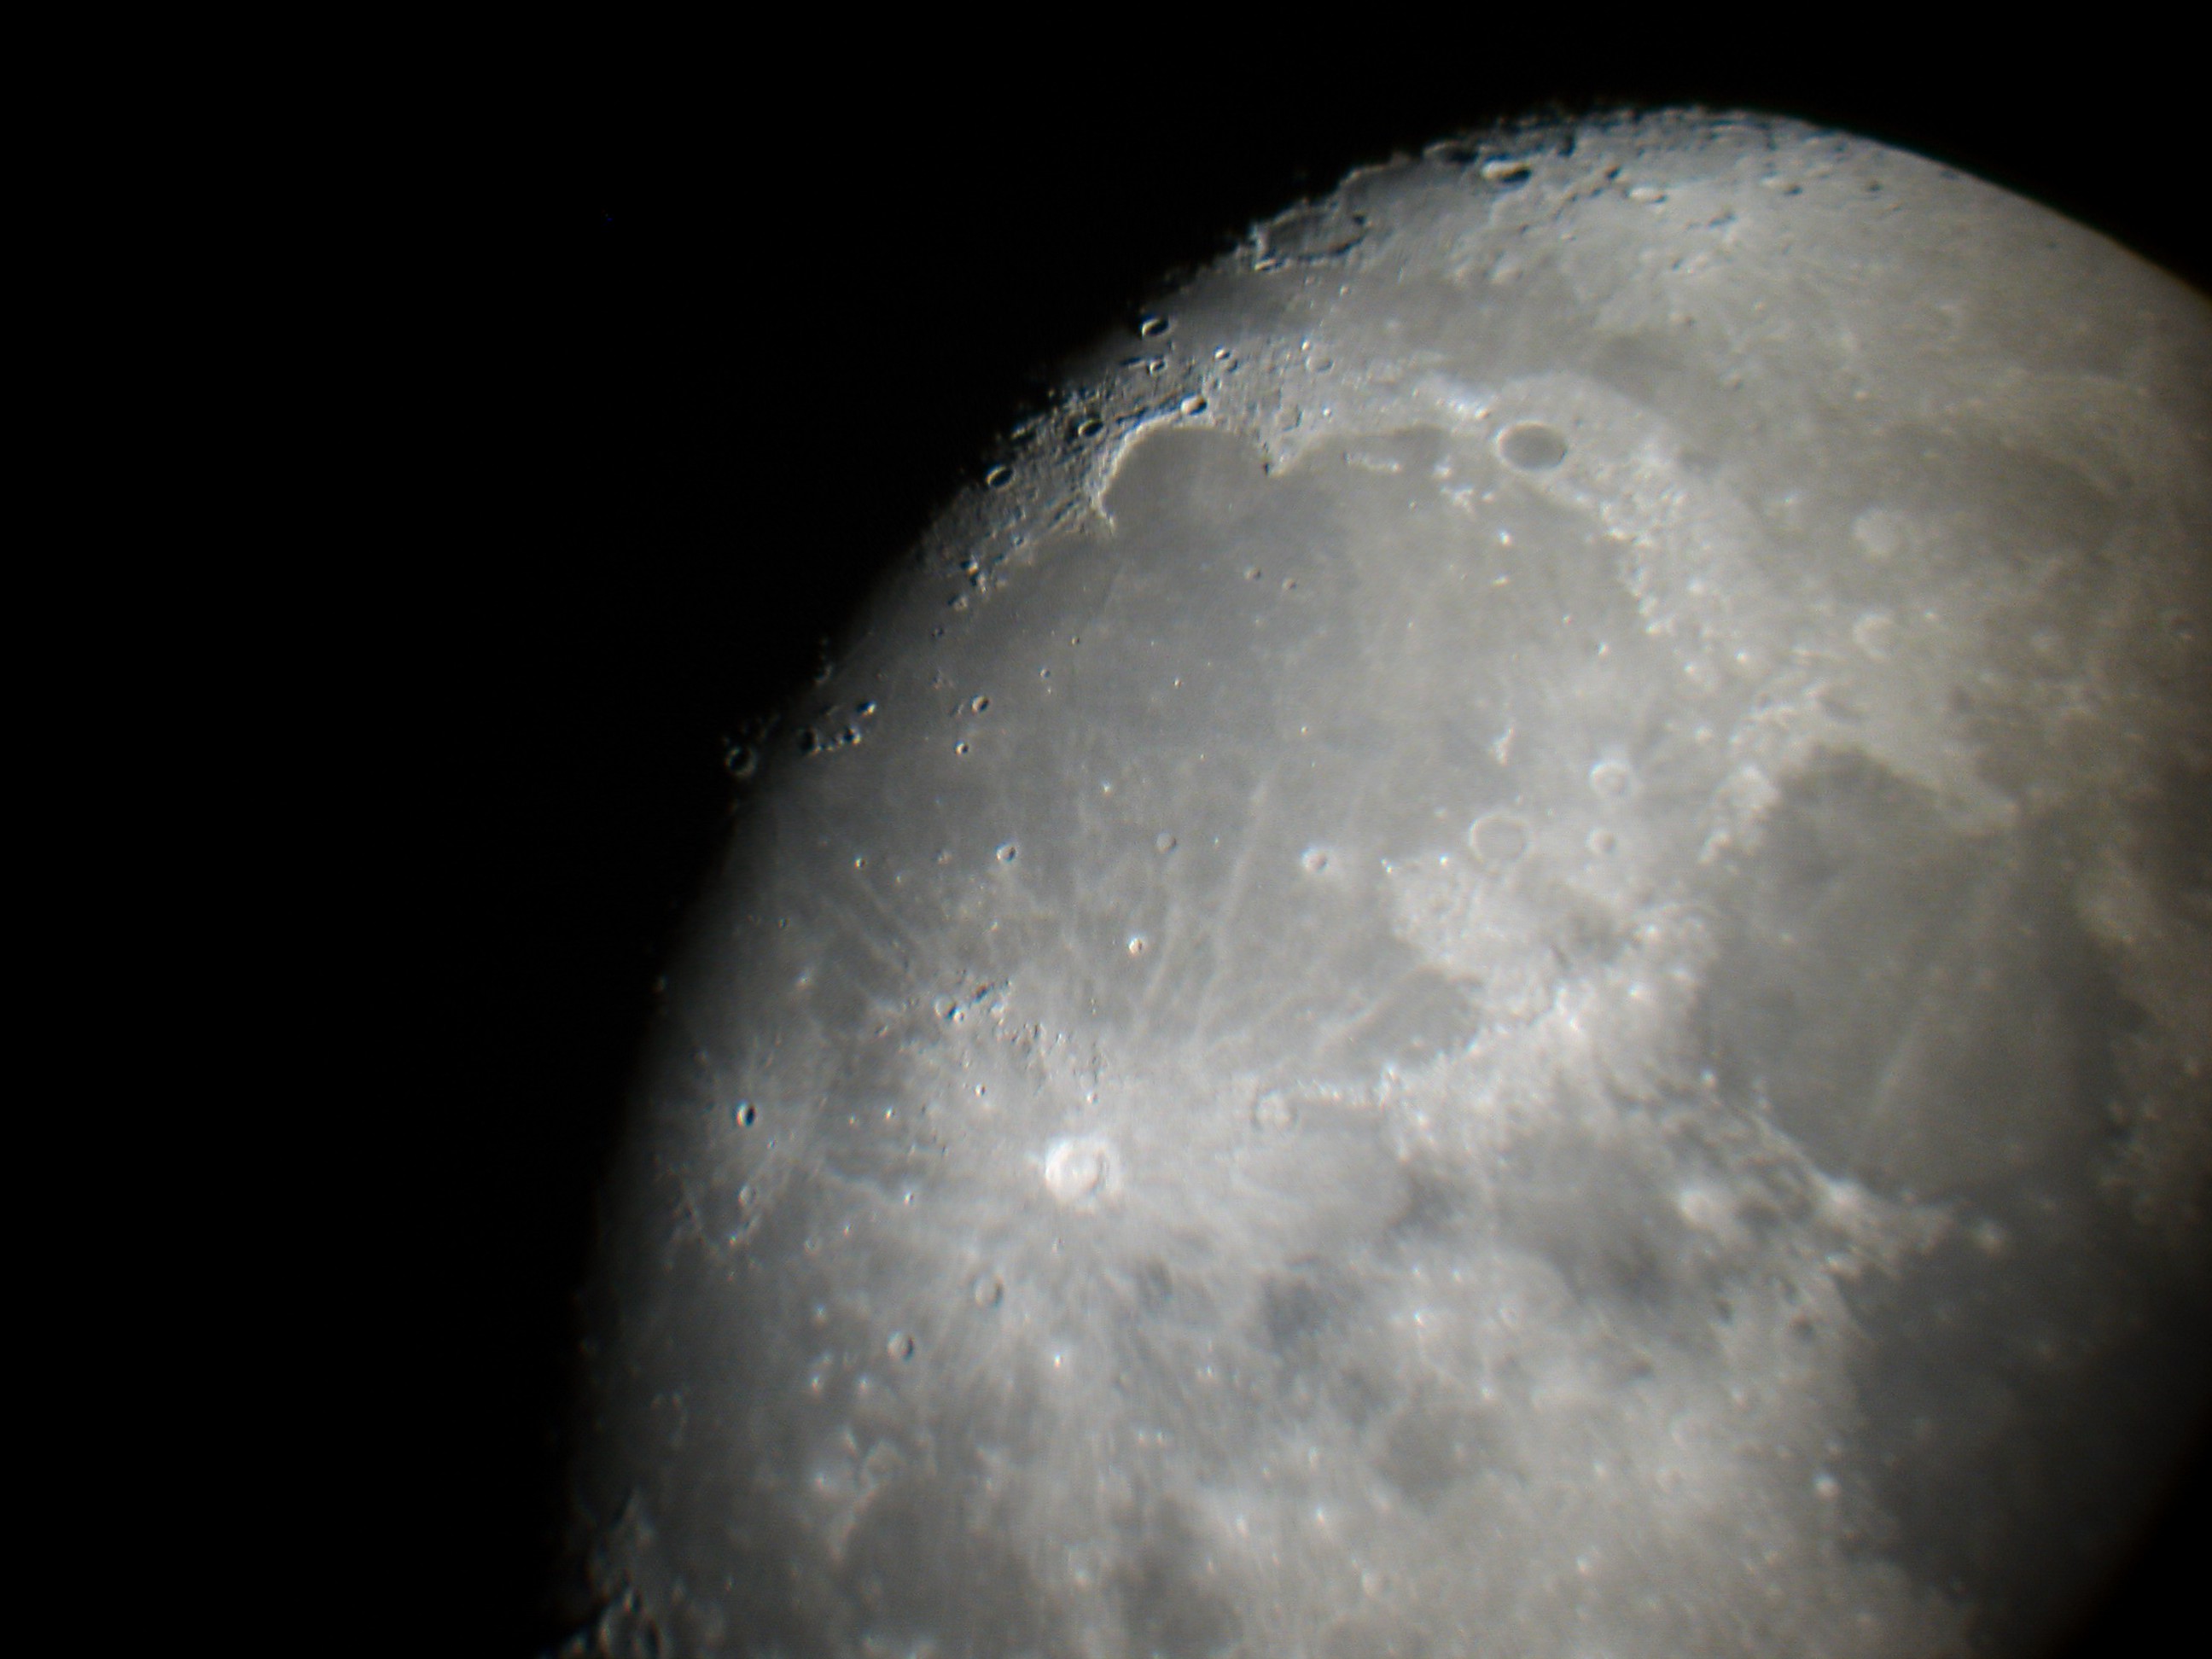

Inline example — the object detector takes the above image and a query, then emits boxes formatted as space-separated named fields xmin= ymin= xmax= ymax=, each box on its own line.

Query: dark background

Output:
xmin=421 ymin=42 xmax=2210 ymax=1656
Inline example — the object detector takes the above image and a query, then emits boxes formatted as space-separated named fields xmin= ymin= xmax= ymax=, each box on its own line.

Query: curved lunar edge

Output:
xmin=564 ymin=110 xmax=2212 ymax=1659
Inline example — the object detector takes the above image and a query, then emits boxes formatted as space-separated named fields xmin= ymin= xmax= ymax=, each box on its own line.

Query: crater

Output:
xmin=1043 ymin=1136 xmax=1118 ymax=1206
xmin=1498 ymin=421 xmax=1568 ymax=471
xmin=1469 ymin=812 xmax=1532 ymax=864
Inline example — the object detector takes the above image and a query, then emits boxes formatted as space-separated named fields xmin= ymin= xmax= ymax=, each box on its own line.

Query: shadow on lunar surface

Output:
xmin=1112 ymin=1499 xmax=1244 ymax=1659
xmin=1838 ymin=1219 xmax=2209 ymax=1657
xmin=1697 ymin=748 xmax=2127 ymax=1201
xmin=1700 ymin=749 xmax=2212 ymax=1652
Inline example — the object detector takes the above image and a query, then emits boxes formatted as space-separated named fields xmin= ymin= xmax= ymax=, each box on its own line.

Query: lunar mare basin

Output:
xmin=567 ymin=111 xmax=2212 ymax=1657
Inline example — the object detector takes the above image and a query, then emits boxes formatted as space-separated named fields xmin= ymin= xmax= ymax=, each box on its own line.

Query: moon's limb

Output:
xmin=568 ymin=110 xmax=2212 ymax=1659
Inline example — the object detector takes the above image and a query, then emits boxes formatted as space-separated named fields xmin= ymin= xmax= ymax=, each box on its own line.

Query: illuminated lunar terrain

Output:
xmin=566 ymin=110 xmax=2212 ymax=1658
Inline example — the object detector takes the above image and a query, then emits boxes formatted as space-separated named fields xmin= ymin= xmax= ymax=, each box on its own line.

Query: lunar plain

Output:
xmin=563 ymin=110 xmax=2212 ymax=1658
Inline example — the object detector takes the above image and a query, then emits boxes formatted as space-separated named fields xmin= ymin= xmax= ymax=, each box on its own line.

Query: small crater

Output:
xmin=888 ymin=1331 xmax=916 ymax=1361
xmin=1588 ymin=758 xmax=1635 ymax=800
xmin=995 ymin=841 xmax=1018 ymax=864
xmin=1468 ymin=812 xmax=1530 ymax=864
xmin=1043 ymin=1136 xmax=1116 ymax=1206
xmin=1301 ymin=847 xmax=1330 ymax=874
xmin=1155 ymin=831 xmax=1178 ymax=854
xmin=972 ymin=1272 xmax=1004 ymax=1308
xmin=1498 ymin=422 xmax=1568 ymax=471
xmin=734 ymin=1101 xmax=757 ymax=1128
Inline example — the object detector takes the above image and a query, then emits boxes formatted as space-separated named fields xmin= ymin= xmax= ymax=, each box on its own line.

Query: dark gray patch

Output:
xmin=1261 ymin=1276 xmax=1327 ymax=1352
xmin=1257 ymin=1266 xmax=1344 ymax=1384
xmin=1332 ymin=1363 xmax=1391 ymax=1429
xmin=1324 ymin=1610 xmax=1433 ymax=1658
xmin=1377 ymin=1389 xmax=1504 ymax=1507
xmin=1699 ymin=754 xmax=1976 ymax=1184
xmin=1697 ymin=751 xmax=2137 ymax=1201
xmin=1130 ymin=1256 xmax=1174 ymax=1313
xmin=1256 ymin=1262 xmax=1371 ymax=1418
xmin=833 ymin=1476 xmax=1074 ymax=1658
xmin=1493 ymin=1133 xmax=1689 ymax=1319
xmin=1839 ymin=1214 xmax=2212 ymax=1657
xmin=2135 ymin=754 xmax=2212 ymax=927
xmin=1499 ymin=421 xmax=1569 ymax=470
xmin=1113 ymin=1503 xmax=1242 ymax=1658
xmin=1390 ymin=1156 xmax=1471 ymax=1238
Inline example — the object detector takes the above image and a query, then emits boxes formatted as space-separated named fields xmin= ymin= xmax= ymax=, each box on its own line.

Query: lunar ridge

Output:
xmin=566 ymin=110 xmax=2212 ymax=1658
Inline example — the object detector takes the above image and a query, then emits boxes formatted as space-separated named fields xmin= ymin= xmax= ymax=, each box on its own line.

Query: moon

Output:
xmin=559 ymin=110 xmax=2211 ymax=1657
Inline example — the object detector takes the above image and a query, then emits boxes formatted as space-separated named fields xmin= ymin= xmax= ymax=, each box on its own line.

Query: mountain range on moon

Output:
xmin=554 ymin=109 xmax=2212 ymax=1659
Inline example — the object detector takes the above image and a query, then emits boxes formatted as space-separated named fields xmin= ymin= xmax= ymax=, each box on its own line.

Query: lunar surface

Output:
xmin=564 ymin=111 xmax=2212 ymax=1657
